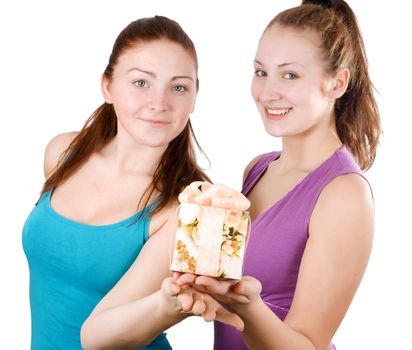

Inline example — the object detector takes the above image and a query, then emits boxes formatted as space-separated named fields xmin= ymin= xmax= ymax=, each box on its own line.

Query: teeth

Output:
xmin=267 ymin=108 xmax=290 ymax=115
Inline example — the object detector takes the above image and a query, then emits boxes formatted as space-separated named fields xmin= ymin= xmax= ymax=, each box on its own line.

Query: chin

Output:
xmin=144 ymin=140 xmax=171 ymax=149
xmin=264 ymin=126 xmax=287 ymax=138
xmin=130 ymin=135 xmax=168 ymax=148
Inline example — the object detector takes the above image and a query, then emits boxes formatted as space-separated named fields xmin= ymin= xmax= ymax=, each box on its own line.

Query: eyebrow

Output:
xmin=128 ymin=67 xmax=155 ymax=77
xmin=171 ymin=75 xmax=195 ymax=82
xmin=127 ymin=68 xmax=194 ymax=82
xmin=254 ymin=60 xmax=304 ymax=68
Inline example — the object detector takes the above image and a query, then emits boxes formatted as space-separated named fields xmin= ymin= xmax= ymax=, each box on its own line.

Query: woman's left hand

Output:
xmin=175 ymin=273 xmax=262 ymax=313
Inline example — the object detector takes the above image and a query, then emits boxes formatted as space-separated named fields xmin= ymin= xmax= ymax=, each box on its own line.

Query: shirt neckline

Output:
xmin=246 ymin=145 xmax=346 ymax=223
xmin=44 ymin=190 xmax=156 ymax=230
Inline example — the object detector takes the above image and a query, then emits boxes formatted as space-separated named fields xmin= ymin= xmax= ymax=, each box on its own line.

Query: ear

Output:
xmin=101 ymin=74 xmax=113 ymax=104
xmin=327 ymin=68 xmax=350 ymax=99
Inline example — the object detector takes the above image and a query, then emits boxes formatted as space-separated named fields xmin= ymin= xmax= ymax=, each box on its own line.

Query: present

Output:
xmin=171 ymin=182 xmax=250 ymax=279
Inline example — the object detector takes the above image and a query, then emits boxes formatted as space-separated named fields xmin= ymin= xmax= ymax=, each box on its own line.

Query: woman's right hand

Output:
xmin=161 ymin=273 xmax=244 ymax=331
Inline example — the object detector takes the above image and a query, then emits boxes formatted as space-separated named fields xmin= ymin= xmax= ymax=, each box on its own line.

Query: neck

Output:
xmin=278 ymin=121 xmax=342 ymax=173
xmin=100 ymin=136 xmax=167 ymax=176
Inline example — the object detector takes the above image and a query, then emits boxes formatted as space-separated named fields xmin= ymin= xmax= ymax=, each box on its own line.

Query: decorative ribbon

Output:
xmin=178 ymin=181 xmax=250 ymax=211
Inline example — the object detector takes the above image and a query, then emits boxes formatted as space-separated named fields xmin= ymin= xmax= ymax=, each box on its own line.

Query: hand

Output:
xmin=162 ymin=273 xmax=244 ymax=331
xmin=176 ymin=273 xmax=262 ymax=312
xmin=160 ymin=274 xmax=185 ymax=314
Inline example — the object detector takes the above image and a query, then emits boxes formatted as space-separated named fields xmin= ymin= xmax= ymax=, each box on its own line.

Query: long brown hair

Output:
xmin=41 ymin=16 xmax=211 ymax=216
xmin=266 ymin=0 xmax=381 ymax=170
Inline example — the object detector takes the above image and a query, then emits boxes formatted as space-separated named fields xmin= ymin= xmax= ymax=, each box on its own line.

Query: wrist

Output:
xmin=231 ymin=294 xmax=264 ymax=318
xmin=156 ymin=290 xmax=187 ymax=322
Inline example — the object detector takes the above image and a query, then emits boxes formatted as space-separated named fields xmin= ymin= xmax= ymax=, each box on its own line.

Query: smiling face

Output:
xmin=251 ymin=24 xmax=337 ymax=138
xmin=102 ymin=39 xmax=197 ymax=148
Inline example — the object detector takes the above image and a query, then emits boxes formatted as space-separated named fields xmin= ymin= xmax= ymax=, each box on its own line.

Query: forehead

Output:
xmin=256 ymin=25 xmax=323 ymax=66
xmin=115 ymin=39 xmax=197 ymax=75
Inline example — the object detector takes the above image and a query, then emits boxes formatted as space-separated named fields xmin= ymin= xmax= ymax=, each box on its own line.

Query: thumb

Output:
xmin=161 ymin=277 xmax=181 ymax=297
xmin=233 ymin=276 xmax=262 ymax=299
xmin=215 ymin=307 xmax=244 ymax=332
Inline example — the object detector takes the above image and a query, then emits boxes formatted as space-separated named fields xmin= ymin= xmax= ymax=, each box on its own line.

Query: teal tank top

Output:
xmin=22 ymin=191 xmax=172 ymax=350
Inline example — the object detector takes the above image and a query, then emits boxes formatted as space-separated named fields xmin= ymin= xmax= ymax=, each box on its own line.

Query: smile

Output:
xmin=266 ymin=107 xmax=292 ymax=119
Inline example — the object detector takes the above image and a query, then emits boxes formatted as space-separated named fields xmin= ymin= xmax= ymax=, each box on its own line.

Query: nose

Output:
xmin=253 ymin=77 xmax=283 ymax=104
xmin=147 ymin=88 xmax=167 ymax=112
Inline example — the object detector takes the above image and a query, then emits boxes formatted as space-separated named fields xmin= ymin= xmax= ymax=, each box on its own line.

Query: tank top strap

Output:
xmin=242 ymin=151 xmax=281 ymax=196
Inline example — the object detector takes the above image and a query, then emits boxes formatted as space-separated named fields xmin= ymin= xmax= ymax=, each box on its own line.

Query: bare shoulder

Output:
xmin=44 ymin=131 xmax=78 ymax=179
xmin=310 ymin=172 xmax=374 ymax=240
xmin=243 ymin=154 xmax=263 ymax=183
xmin=148 ymin=200 xmax=179 ymax=238
xmin=318 ymin=173 xmax=372 ymax=212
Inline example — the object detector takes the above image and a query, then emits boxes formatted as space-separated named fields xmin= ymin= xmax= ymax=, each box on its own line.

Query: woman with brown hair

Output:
xmin=176 ymin=0 xmax=382 ymax=349
xmin=22 ymin=16 xmax=241 ymax=350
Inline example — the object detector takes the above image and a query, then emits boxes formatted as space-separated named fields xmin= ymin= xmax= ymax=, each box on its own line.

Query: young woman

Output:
xmin=22 ymin=16 xmax=241 ymax=350
xmin=176 ymin=1 xmax=381 ymax=349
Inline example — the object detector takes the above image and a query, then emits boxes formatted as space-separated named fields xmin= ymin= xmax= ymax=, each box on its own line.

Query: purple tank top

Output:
xmin=214 ymin=146 xmax=364 ymax=350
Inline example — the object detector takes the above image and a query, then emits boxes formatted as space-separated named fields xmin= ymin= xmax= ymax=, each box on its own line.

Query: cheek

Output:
xmin=287 ymin=82 xmax=316 ymax=107
xmin=174 ymin=98 xmax=195 ymax=121
xmin=250 ymin=79 xmax=261 ymax=101
xmin=122 ymin=95 xmax=140 ymax=111
xmin=289 ymin=89 xmax=306 ymax=105
xmin=112 ymin=88 xmax=141 ymax=112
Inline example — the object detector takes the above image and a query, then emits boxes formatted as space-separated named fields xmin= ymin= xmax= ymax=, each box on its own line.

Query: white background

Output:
xmin=1 ymin=0 xmax=411 ymax=349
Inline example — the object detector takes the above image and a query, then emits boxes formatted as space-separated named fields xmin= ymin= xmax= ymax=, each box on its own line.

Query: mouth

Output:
xmin=139 ymin=118 xmax=171 ymax=127
xmin=265 ymin=107 xmax=292 ymax=119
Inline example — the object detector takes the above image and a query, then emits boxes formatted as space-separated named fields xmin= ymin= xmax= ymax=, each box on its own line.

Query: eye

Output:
xmin=134 ymin=79 xmax=147 ymax=88
xmin=255 ymin=70 xmax=267 ymax=77
xmin=284 ymin=72 xmax=298 ymax=79
xmin=173 ymin=85 xmax=187 ymax=93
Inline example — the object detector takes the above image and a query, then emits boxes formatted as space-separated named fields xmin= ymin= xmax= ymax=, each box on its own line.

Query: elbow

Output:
xmin=81 ymin=318 xmax=149 ymax=350
xmin=80 ymin=319 xmax=101 ymax=350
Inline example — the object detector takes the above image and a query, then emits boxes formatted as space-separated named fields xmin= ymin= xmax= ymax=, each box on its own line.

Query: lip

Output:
xmin=139 ymin=118 xmax=171 ymax=127
xmin=264 ymin=107 xmax=292 ymax=120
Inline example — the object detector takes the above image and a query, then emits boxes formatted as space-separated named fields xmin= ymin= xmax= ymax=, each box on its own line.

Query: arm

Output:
xmin=80 ymin=205 xmax=243 ymax=350
xmin=80 ymin=208 xmax=187 ymax=350
xmin=279 ymin=174 xmax=374 ymax=349
xmin=189 ymin=173 xmax=374 ymax=350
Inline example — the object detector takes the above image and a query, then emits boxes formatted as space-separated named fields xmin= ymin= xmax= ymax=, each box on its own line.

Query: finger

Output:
xmin=177 ymin=286 xmax=195 ymax=312
xmin=189 ymin=283 xmax=210 ymax=294
xmin=194 ymin=278 xmax=252 ymax=304
xmin=172 ymin=271 xmax=183 ymax=281
xmin=201 ymin=296 xmax=217 ymax=322
xmin=189 ymin=283 xmax=236 ymax=305
xmin=195 ymin=276 xmax=235 ymax=295
xmin=176 ymin=273 xmax=197 ymax=286
xmin=215 ymin=307 xmax=244 ymax=332
xmin=191 ymin=292 xmax=206 ymax=316
xmin=169 ymin=283 xmax=181 ymax=296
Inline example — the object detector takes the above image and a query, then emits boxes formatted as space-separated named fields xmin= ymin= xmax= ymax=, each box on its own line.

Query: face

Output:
xmin=102 ymin=39 xmax=197 ymax=148
xmin=251 ymin=25 xmax=337 ymax=138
